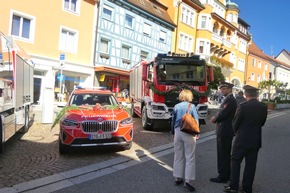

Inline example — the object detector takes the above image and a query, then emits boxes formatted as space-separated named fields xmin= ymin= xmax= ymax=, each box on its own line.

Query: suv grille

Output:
xmin=82 ymin=121 xmax=118 ymax=133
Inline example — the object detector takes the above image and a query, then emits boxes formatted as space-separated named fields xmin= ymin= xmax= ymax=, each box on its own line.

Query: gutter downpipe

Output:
xmin=93 ymin=0 xmax=100 ymax=86
xmin=174 ymin=1 xmax=182 ymax=53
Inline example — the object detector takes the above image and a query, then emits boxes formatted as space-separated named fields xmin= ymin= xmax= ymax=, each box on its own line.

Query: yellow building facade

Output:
xmin=246 ymin=42 xmax=270 ymax=88
xmin=0 ymin=0 xmax=97 ymax=123
xmin=167 ymin=0 xmax=251 ymax=91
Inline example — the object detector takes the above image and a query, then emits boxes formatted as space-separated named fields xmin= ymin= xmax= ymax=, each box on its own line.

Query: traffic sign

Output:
xmin=59 ymin=53 xmax=65 ymax=68
xmin=60 ymin=53 xmax=65 ymax=61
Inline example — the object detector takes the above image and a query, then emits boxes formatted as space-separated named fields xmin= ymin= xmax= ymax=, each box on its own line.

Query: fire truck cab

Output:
xmin=130 ymin=53 xmax=213 ymax=130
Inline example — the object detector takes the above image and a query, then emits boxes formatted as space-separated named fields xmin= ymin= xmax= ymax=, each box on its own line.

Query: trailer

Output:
xmin=130 ymin=53 xmax=214 ymax=130
xmin=0 ymin=32 xmax=34 ymax=153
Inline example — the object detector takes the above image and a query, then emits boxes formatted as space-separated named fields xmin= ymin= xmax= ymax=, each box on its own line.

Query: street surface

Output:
xmin=0 ymin=108 xmax=289 ymax=193
xmin=0 ymin=107 xmax=217 ymax=189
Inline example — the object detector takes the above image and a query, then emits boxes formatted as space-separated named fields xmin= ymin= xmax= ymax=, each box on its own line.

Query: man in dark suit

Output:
xmin=224 ymin=85 xmax=268 ymax=193
xmin=210 ymin=82 xmax=237 ymax=183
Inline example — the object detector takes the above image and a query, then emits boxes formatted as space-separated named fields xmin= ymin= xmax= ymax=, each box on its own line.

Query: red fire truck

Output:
xmin=130 ymin=53 xmax=213 ymax=130
xmin=0 ymin=32 xmax=34 ymax=153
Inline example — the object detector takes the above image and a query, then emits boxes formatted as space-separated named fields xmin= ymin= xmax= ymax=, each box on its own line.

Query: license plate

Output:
xmin=89 ymin=133 xmax=112 ymax=139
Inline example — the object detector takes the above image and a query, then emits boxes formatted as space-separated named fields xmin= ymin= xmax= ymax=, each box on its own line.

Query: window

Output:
xmin=125 ymin=14 xmax=133 ymax=28
xmin=201 ymin=16 xmax=207 ymax=29
xmin=11 ymin=13 xmax=35 ymax=41
xmin=172 ymin=73 xmax=180 ymax=80
xmin=12 ymin=15 xmax=30 ymax=39
xmin=227 ymin=13 xmax=233 ymax=22
xmin=103 ymin=6 xmax=113 ymax=21
xmin=64 ymin=0 xmax=80 ymax=14
xmin=237 ymin=58 xmax=245 ymax=72
xmin=257 ymin=75 xmax=261 ymax=82
xmin=264 ymin=63 xmax=268 ymax=70
xmin=258 ymin=61 xmax=261 ymax=68
xmin=100 ymin=38 xmax=110 ymax=54
xmin=140 ymin=50 xmax=148 ymax=60
xmin=199 ymin=41 xmax=204 ymax=53
xmin=143 ymin=23 xmax=151 ymax=37
xmin=179 ymin=32 xmax=193 ymax=52
xmin=59 ymin=28 xmax=78 ymax=53
xmin=239 ymin=39 xmax=247 ymax=53
xmin=121 ymin=45 xmax=130 ymax=59
xmin=181 ymin=5 xmax=195 ymax=27
xmin=159 ymin=30 xmax=166 ymax=42
xmin=252 ymin=58 xmax=256 ymax=66
xmin=250 ymin=73 xmax=255 ymax=81
xmin=186 ymin=72 xmax=194 ymax=79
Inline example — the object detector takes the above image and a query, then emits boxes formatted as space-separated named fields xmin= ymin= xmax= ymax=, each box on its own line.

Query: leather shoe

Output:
xmin=224 ymin=186 xmax=238 ymax=193
xmin=184 ymin=182 xmax=195 ymax=192
xmin=175 ymin=179 xmax=183 ymax=186
xmin=210 ymin=177 xmax=228 ymax=183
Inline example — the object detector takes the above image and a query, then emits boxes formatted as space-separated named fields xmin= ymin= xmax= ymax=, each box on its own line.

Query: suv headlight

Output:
xmin=62 ymin=119 xmax=80 ymax=127
xmin=120 ymin=117 xmax=133 ymax=125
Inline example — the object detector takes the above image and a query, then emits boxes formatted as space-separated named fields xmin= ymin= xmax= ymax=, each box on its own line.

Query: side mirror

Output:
xmin=208 ymin=66 xmax=214 ymax=82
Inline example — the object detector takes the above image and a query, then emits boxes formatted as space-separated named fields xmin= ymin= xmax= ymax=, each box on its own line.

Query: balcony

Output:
xmin=212 ymin=33 xmax=232 ymax=48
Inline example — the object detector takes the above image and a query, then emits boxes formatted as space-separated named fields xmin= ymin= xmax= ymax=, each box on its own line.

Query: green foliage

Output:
xmin=51 ymin=104 xmax=130 ymax=130
xmin=149 ymin=82 xmax=211 ymax=97
xmin=210 ymin=56 xmax=234 ymax=69
xmin=51 ymin=106 xmax=79 ymax=129
xmin=208 ymin=66 xmax=225 ymax=89
xmin=259 ymin=80 xmax=288 ymax=101
xmin=258 ymin=80 xmax=288 ymax=90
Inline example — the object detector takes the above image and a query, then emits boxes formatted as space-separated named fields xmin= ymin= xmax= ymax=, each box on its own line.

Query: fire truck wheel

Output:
xmin=22 ymin=107 xmax=30 ymax=133
xmin=130 ymin=102 xmax=137 ymax=117
xmin=0 ymin=122 xmax=3 ymax=154
xmin=142 ymin=107 xmax=153 ymax=130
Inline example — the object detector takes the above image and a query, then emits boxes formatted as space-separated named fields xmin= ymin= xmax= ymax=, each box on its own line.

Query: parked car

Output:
xmin=58 ymin=87 xmax=133 ymax=154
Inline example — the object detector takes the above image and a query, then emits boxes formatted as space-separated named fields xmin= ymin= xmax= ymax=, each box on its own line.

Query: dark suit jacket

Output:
xmin=232 ymin=98 xmax=268 ymax=148
xmin=214 ymin=94 xmax=237 ymax=137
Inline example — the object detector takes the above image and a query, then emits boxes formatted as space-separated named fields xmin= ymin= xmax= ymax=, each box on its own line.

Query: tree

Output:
xmin=258 ymin=80 xmax=288 ymax=101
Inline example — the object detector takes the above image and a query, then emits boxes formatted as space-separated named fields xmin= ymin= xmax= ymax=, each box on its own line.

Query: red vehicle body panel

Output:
xmin=58 ymin=88 xmax=133 ymax=153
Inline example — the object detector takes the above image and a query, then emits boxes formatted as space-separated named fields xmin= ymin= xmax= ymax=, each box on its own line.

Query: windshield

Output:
xmin=69 ymin=94 xmax=119 ymax=106
xmin=156 ymin=63 xmax=205 ymax=85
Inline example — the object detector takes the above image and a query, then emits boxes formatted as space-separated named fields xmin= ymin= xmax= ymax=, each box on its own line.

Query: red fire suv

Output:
xmin=58 ymin=87 xmax=133 ymax=154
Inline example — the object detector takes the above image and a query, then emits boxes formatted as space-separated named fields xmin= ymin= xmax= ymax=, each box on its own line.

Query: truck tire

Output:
xmin=22 ymin=107 xmax=30 ymax=133
xmin=130 ymin=102 xmax=137 ymax=117
xmin=0 ymin=117 xmax=3 ymax=154
xmin=142 ymin=107 xmax=153 ymax=130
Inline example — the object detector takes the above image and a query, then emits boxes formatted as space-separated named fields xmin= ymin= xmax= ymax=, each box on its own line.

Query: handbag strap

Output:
xmin=186 ymin=103 xmax=191 ymax=114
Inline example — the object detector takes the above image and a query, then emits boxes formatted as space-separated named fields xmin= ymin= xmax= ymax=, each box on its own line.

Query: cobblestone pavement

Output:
xmin=0 ymin=110 xmax=218 ymax=189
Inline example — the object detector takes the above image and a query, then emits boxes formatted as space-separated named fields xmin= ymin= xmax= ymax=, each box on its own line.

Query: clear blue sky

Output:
xmin=234 ymin=0 xmax=290 ymax=57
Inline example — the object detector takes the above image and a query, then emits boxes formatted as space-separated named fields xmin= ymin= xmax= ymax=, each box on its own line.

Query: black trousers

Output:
xmin=216 ymin=135 xmax=233 ymax=180
xmin=230 ymin=145 xmax=259 ymax=193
